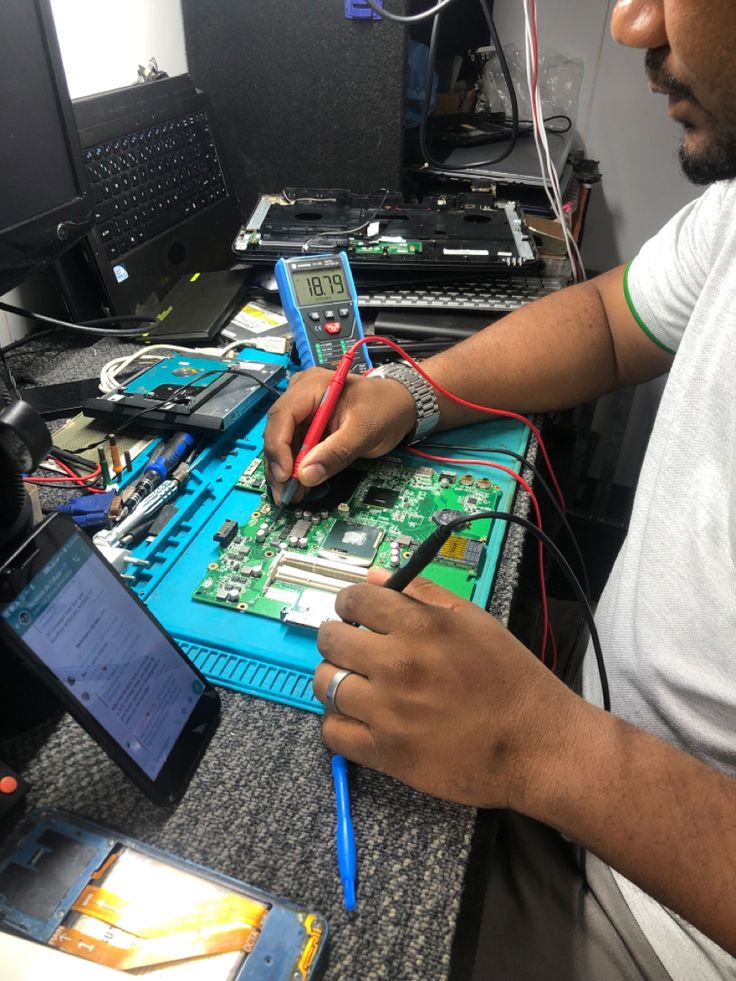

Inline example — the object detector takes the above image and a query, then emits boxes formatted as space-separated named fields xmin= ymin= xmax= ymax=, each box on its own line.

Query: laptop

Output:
xmin=55 ymin=75 xmax=242 ymax=320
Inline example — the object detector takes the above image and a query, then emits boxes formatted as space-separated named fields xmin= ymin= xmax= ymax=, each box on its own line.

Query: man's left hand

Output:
xmin=313 ymin=568 xmax=577 ymax=810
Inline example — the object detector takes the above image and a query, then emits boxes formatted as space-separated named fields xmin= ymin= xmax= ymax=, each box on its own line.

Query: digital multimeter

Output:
xmin=275 ymin=252 xmax=372 ymax=373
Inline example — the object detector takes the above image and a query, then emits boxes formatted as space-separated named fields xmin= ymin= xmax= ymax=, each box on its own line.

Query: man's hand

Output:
xmin=314 ymin=572 xmax=736 ymax=955
xmin=263 ymin=368 xmax=417 ymax=502
xmin=313 ymin=568 xmax=575 ymax=809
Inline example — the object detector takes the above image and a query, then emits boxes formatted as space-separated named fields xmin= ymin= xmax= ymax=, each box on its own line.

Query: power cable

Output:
xmin=0 ymin=301 xmax=156 ymax=337
xmin=418 ymin=1 xmax=520 ymax=175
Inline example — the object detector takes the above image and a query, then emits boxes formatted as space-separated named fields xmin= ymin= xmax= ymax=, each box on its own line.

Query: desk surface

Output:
xmin=0 ymin=333 xmax=534 ymax=979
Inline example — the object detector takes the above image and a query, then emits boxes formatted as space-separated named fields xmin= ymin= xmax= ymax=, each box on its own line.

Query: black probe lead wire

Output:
xmin=1 ymin=326 xmax=58 ymax=355
xmin=393 ymin=509 xmax=609 ymax=711
xmin=422 ymin=440 xmax=591 ymax=600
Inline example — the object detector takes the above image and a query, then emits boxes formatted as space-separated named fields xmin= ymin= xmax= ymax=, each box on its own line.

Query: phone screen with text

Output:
xmin=1 ymin=534 xmax=204 ymax=780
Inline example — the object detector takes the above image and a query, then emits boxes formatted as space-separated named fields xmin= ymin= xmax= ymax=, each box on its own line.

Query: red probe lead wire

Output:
xmin=408 ymin=446 xmax=555 ymax=670
xmin=356 ymin=336 xmax=566 ymax=510
xmin=286 ymin=337 xmax=567 ymax=669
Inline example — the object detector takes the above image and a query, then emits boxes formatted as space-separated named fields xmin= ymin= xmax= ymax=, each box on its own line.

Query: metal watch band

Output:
xmin=369 ymin=362 xmax=440 ymax=442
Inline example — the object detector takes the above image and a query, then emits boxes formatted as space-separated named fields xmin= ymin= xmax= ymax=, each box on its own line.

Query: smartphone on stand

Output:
xmin=0 ymin=514 xmax=220 ymax=805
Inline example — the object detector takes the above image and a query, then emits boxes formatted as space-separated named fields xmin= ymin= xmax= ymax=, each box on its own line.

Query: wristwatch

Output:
xmin=369 ymin=362 xmax=440 ymax=443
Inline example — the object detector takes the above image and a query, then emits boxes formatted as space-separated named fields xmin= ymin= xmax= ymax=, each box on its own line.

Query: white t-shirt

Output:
xmin=582 ymin=179 xmax=736 ymax=979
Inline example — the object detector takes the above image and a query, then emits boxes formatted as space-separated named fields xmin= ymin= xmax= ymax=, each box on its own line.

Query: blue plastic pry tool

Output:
xmin=331 ymin=754 xmax=357 ymax=911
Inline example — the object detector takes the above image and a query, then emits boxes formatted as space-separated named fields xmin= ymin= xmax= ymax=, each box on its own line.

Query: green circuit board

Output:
xmin=349 ymin=238 xmax=422 ymax=255
xmin=192 ymin=455 xmax=501 ymax=629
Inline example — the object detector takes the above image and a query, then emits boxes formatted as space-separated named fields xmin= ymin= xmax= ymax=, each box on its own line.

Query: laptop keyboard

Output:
xmin=357 ymin=276 xmax=567 ymax=313
xmin=84 ymin=110 xmax=228 ymax=260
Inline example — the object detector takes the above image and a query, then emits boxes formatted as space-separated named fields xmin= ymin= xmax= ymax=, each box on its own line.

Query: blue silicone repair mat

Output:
xmin=125 ymin=364 xmax=530 ymax=714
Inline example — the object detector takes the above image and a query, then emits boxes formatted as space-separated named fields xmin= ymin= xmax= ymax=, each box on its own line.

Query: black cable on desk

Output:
xmin=1 ymin=327 xmax=59 ymax=355
xmin=0 ymin=300 xmax=156 ymax=337
xmin=50 ymin=447 xmax=99 ymax=473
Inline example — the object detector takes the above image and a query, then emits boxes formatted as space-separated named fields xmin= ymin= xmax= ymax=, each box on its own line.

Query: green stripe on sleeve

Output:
xmin=623 ymin=259 xmax=676 ymax=355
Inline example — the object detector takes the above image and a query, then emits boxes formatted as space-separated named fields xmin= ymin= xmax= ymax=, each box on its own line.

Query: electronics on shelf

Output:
xmin=234 ymin=188 xmax=539 ymax=273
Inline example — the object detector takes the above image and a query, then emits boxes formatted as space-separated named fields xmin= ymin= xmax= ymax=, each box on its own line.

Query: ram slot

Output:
xmin=274 ymin=566 xmax=355 ymax=594
xmin=279 ymin=552 xmax=368 ymax=582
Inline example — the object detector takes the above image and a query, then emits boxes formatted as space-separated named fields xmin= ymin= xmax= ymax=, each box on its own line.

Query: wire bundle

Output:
xmin=24 ymin=450 xmax=105 ymax=493
xmin=522 ymin=0 xmax=585 ymax=282
xmin=342 ymin=334 xmax=603 ymax=684
xmin=361 ymin=0 xmax=586 ymax=282
xmin=370 ymin=337 xmax=606 ymax=703
xmin=98 ymin=340 xmax=262 ymax=394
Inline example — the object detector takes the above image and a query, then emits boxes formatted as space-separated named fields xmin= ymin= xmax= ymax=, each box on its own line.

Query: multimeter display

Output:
xmin=275 ymin=252 xmax=372 ymax=373
xmin=291 ymin=268 xmax=350 ymax=306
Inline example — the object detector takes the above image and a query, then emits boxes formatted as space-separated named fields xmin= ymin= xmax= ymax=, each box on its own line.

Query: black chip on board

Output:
xmin=363 ymin=485 xmax=400 ymax=508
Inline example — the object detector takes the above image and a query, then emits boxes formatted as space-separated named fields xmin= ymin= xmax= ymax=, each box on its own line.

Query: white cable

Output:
xmin=525 ymin=5 xmax=563 ymax=218
xmin=97 ymin=338 xmax=276 ymax=393
xmin=99 ymin=344 xmax=194 ymax=392
xmin=362 ymin=0 xmax=458 ymax=24
xmin=523 ymin=0 xmax=585 ymax=282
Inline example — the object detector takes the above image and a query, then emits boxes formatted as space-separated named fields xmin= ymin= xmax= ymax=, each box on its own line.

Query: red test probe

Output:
xmin=278 ymin=348 xmax=357 ymax=508
xmin=277 ymin=332 xmax=564 ymax=516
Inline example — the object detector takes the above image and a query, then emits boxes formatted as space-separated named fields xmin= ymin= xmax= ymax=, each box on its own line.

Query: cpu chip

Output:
xmin=319 ymin=520 xmax=384 ymax=566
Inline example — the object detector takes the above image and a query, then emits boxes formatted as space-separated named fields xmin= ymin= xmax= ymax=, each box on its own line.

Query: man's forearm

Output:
xmin=518 ymin=695 xmax=736 ymax=956
xmin=418 ymin=265 xmax=671 ymax=430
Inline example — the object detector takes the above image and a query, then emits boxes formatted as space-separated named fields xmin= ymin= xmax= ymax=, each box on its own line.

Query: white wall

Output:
xmin=0 ymin=290 xmax=38 ymax=349
xmin=493 ymin=0 xmax=700 ymax=269
xmin=49 ymin=0 xmax=187 ymax=99
xmin=0 ymin=0 xmax=187 ymax=347
xmin=492 ymin=0 xmax=701 ymax=490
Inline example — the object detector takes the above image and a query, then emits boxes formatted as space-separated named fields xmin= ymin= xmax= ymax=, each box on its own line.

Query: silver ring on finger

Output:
xmin=324 ymin=668 xmax=353 ymax=714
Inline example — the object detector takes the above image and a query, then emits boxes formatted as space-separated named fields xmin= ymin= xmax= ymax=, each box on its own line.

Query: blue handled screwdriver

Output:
xmin=117 ymin=431 xmax=196 ymax=519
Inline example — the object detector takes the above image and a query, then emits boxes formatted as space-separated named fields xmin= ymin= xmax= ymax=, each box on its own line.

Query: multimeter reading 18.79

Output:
xmin=275 ymin=252 xmax=373 ymax=372
xmin=292 ymin=270 xmax=349 ymax=305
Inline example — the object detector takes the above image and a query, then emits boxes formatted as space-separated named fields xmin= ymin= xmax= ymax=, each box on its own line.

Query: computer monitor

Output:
xmin=0 ymin=0 xmax=92 ymax=296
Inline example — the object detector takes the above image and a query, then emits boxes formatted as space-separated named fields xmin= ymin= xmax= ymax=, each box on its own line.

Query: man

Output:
xmin=263 ymin=1 xmax=736 ymax=977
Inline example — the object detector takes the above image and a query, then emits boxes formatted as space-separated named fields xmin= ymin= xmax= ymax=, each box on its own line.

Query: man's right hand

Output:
xmin=263 ymin=367 xmax=418 ymax=502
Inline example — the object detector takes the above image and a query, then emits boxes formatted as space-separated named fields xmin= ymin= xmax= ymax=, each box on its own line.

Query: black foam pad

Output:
xmin=181 ymin=0 xmax=410 ymax=213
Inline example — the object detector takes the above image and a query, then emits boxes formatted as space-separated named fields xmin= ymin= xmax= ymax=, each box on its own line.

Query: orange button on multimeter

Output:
xmin=323 ymin=321 xmax=342 ymax=335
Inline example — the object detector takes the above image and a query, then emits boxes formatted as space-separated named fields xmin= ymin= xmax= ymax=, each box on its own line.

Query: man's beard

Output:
xmin=678 ymin=129 xmax=736 ymax=185
xmin=646 ymin=49 xmax=736 ymax=184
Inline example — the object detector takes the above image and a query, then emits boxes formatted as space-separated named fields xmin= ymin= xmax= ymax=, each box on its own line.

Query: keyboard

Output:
xmin=357 ymin=276 xmax=567 ymax=313
xmin=84 ymin=109 xmax=228 ymax=261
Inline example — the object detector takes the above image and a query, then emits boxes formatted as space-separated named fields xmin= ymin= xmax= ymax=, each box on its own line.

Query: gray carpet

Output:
xmin=1 ymin=694 xmax=476 ymax=980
